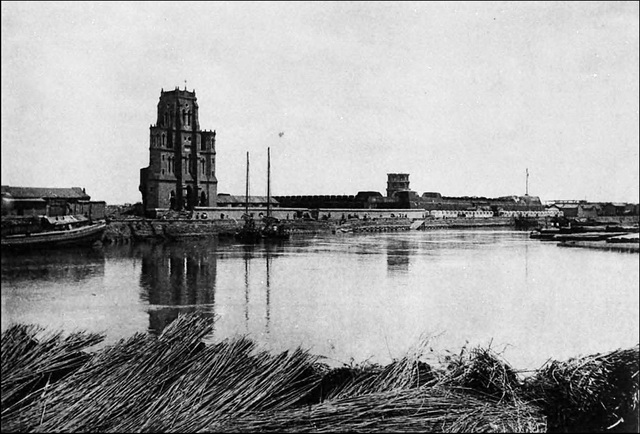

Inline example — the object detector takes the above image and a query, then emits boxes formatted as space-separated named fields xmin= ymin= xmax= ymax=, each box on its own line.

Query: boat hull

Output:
xmin=1 ymin=223 xmax=107 ymax=250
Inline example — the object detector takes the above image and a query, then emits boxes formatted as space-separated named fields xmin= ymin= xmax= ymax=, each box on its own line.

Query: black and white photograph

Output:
xmin=1 ymin=2 xmax=638 ymax=432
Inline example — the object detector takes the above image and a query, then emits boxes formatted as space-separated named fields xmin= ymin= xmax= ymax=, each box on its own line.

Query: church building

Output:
xmin=139 ymin=87 xmax=217 ymax=213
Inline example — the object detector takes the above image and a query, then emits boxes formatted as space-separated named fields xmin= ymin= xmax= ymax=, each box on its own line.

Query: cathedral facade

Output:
xmin=139 ymin=88 xmax=217 ymax=212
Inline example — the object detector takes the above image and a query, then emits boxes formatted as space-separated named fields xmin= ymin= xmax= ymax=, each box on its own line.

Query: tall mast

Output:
xmin=245 ymin=152 xmax=249 ymax=216
xmin=267 ymin=147 xmax=271 ymax=218
xmin=526 ymin=168 xmax=529 ymax=196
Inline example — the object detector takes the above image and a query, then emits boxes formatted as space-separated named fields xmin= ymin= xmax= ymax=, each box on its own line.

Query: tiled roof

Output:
xmin=1 ymin=186 xmax=90 ymax=200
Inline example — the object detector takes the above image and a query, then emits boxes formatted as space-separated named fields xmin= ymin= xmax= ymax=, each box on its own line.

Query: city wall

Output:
xmin=189 ymin=207 xmax=428 ymax=221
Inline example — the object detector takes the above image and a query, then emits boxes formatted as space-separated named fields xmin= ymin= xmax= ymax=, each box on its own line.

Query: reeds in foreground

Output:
xmin=210 ymin=387 xmax=546 ymax=433
xmin=1 ymin=313 xmax=638 ymax=433
xmin=523 ymin=345 xmax=639 ymax=432
xmin=1 ymin=324 xmax=103 ymax=421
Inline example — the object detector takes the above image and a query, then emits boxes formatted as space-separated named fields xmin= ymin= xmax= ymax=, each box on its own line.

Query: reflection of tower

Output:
xmin=386 ymin=239 xmax=411 ymax=273
xmin=386 ymin=173 xmax=410 ymax=198
xmin=140 ymin=241 xmax=218 ymax=335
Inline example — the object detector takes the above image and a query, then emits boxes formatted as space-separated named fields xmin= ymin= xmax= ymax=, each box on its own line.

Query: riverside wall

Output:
xmin=102 ymin=213 xmax=516 ymax=244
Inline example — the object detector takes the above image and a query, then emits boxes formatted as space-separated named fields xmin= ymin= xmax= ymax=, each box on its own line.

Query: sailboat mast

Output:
xmin=526 ymin=168 xmax=529 ymax=196
xmin=245 ymin=152 xmax=249 ymax=216
xmin=267 ymin=147 xmax=271 ymax=218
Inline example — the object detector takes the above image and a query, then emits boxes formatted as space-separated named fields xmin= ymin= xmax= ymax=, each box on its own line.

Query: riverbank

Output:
xmin=102 ymin=218 xmax=337 ymax=243
xmin=101 ymin=216 xmax=517 ymax=244
xmin=1 ymin=314 xmax=637 ymax=433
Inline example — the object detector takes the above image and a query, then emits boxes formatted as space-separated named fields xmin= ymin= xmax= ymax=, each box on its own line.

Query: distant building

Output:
xmin=386 ymin=173 xmax=410 ymax=198
xmin=0 ymin=185 xmax=105 ymax=220
xmin=139 ymin=88 xmax=218 ymax=214
xmin=578 ymin=203 xmax=600 ymax=219
xmin=554 ymin=203 xmax=579 ymax=218
xmin=545 ymin=204 xmax=564 ymax=217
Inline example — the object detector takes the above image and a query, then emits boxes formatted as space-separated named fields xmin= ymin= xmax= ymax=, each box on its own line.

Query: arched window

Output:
xmin=200 ymin=191 xmax=206 ymax=206
xmin=201 ymin=159 xmax=205 ymax=174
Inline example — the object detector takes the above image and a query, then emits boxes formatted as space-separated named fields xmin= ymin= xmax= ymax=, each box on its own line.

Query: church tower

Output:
xmin=139 ymin=87 xmax=217 ymax=213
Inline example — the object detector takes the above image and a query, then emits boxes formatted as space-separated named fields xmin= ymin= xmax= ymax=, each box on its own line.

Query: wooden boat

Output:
xmin=530 ymin=228 xmax=561 ymax=240
xmin=606 ymin=233 xmax=639 ymax=244
xmin=552 ymin=232 xmax=629 ymax=242
xmin=1 ymin=220 xmax=106 ymax=249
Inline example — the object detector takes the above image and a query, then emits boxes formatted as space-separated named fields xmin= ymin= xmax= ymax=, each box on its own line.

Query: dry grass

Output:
xmin=1 ymin=314 xmax=638 ymax=433
xmin=436 ymin=345 xmax=522 ymax=403
xmin=210 ymin=387 xmax=546 ymax=433
xmin=522 ymin=345 xmax=639 ymax=432
xmin=1 ymin=324 xmax=103 ymax=425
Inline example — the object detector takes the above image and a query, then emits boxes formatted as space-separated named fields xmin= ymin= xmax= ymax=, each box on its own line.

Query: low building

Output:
xmin=578 ymin=203 xmax=600 ymax=219
xmin=0 ymin=186 xmax=105 ymax=220
xmin=601 ymin=202 xmax=628 ymax=217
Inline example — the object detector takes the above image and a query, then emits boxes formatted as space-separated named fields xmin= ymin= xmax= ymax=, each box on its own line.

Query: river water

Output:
xmin=2 ymin=229 xmax=638 ymax=370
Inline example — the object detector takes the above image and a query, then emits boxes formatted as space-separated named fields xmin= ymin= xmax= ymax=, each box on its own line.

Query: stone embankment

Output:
xmin=103 ymin=216 xmax=519 ymax=243
xmin=103 ymin=219 xmax=230 ymax=243
xmin=102 ymin=218 xmax=336 ymax=243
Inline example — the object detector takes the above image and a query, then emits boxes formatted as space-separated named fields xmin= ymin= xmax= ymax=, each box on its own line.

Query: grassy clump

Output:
xmin=522 ymin=346 xmax=639 ymax=433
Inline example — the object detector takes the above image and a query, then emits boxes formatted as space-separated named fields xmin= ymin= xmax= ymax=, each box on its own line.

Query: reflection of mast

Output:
xmin=245 ymin=152 xmax=250 ymax=217
xmin=265 ymin=250 xmax=271 ymax=335
xmin=267 ymin=147 xmax=271 ymax=218
xmin=525 ymin=239 xmax=529 ymax=282
xmin=244 ymin=252 xmax=250 ymax=332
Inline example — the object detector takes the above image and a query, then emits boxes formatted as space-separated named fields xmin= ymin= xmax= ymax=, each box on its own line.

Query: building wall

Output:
xmin=68 ymin=201 xmax=106 ymax=220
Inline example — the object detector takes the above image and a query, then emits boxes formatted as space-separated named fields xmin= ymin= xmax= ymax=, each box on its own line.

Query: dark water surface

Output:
xmin=2 ymin=229 xmax=638 ymax=369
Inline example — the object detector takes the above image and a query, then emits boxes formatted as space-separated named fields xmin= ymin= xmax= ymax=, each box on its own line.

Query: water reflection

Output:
xmin=386 ymin=239 xmax=412 ymax=273
xmin=1 ymin=248 xmax=105 ymax=282
xmin=138 ymin=241 xmax=217 ymax=335
xmin=135 ymin=239 xmax=281 ymax=337
xmin=2 ymin=231 xmax=637 ymax=371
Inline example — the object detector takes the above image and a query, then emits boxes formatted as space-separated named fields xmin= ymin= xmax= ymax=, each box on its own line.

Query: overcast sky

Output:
xmin=2 ymin=1 xmax=638 ymax=204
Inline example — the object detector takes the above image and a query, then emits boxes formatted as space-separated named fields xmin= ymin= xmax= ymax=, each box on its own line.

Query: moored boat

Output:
xmin=1 ymin=220 xmax=106 ymax=249
xmin=552 ymin=232 xmax=629 ymax=242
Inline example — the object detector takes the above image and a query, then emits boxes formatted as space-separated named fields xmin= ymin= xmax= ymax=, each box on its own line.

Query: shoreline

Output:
xmin=101 ymin=216 xmax=518 ymax=244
